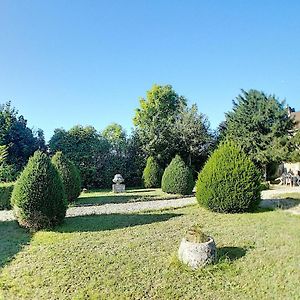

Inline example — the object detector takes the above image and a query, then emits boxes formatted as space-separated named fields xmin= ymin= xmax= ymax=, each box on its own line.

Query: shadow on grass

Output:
xmin=74 ymin=194 xmax=159 ymax=206
xmin=217 ymin=246 xmax=248 ymax=261
xmin=125 ymin=189 xmax=156 ymax=193
xmin=0 ymin=220 xmax=31 ymax=269
xmin=56 ymin=212 xmax=182 ymax=233
xmin=259 ymin=199 xmax=300 ymax=210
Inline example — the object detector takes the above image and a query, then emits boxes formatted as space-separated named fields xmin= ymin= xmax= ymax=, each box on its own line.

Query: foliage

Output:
xmin=174 ymin=104 xmax=214 ymax=173
xmin=133 ymin=84 xmax=187 ymax=166
xmin=49 ymin=125 xmax=110 ymax=188
xmin=133 ymin=85 xmax=213 ymax=173
xmin=0 ymin=182 xmax=14 ymax=210
xmin=224 ymin=90 xmax=294 ymax=175
xmin=0 ymin=163 xmax=18 ymax=182
xmin=162 ymin=155 xmax=194 ymax=195
xmin=102 ymin=123 xmax=127 ymax=154
xmin=185 ymin=224 xmax=209 ymax=243
xmin=142 ymin=156 xmax=162 ymax=188
xmin=11 ymin=151 xmax=67 ymax=230
xmin=51 ymin=151 xmax=81 ymax=202
xmin=288 ymin=131 xmax=300 ymax=162
xmin=0 ymin=102 xmax=46 ymax=172
xmin=196 ymin=141 xmax=261 ymax=213
xmin=49 ymin=126 xmax=145 ymax=188
xmin=0 ymin=145 xmax=8 ymax=165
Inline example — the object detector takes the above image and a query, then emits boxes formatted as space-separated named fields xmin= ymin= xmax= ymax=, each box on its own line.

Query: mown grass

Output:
xmin=74 ymin=188 xmax=190 ymax=206
xmin=0 ymin=205 xmax=299 ymax=299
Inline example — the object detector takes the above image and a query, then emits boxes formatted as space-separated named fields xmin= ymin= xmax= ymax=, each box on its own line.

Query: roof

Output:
xmin=291 ymin=111 xmax=300 ymax=129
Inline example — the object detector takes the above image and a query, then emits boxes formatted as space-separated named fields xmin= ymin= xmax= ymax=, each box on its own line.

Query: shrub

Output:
xmin=52 ymin=151 xmax=81 ymax=202
xmin=162 ymin=155 xmax=194 ymax=195
xmin=143 ymin=156 xmax=162 ymax=188
xmin=11 ymin=151 xmax=67 ymax=230
xmin=0 ymin=182 xmax=14 ymax=210
xmin=196 ymin=141 xmax=261 ymax=213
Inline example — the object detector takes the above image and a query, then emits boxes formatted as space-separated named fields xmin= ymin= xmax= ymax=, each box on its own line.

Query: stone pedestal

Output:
xmin=112 ymin=184 xmax=125 ymax=193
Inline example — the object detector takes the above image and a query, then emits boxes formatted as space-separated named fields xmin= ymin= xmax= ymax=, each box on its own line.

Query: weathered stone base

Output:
xmin=112 ymin=184 xmax=125 ymax=193
xmin=178 ymin=237 xmax=217 ymax=269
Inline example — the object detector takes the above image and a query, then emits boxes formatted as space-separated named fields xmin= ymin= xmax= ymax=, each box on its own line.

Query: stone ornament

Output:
xmin=178 ymin=237 xmax=217 ymax=269
xmin=112 ymin=174 xmax=125 ymax=193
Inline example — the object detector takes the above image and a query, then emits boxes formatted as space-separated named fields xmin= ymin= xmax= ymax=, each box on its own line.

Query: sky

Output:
xmin=0 ymin=0 xmax=300 ymax=141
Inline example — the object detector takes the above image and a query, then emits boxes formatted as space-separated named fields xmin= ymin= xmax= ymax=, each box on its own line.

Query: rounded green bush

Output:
xmin=52 ymin=151 xmax=81 ymax=202
xmin=196 ymin=141 xmax=261 ymax=213
xmin=11 ymin=151 xmax=67 ymax=230
xmin=161 ymin=155 xmax=194 ymax=195
xmin=143 ymin=156 xmax=162 ymax=188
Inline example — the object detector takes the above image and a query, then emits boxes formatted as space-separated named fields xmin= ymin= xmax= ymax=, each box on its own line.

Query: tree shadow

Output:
xmin=125 ymin=189 xmax=157 ymax=193
xmin=55 ymin=212 xmax=182 ymax=233
xmin=259 ymin=199 xmax=300 ymax=210
xmin=217 ymin=246 xmax=248 ymax=262
xmin=74 ymin=194 xmax=158 ymax=206
xmin=0 ymin=220 xmax=31 ymax=269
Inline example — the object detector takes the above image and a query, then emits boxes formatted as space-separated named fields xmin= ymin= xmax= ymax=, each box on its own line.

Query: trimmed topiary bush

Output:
xmin=162 ymin=155 xmax=194 ymax=195
xmin=52 ymin=151 xmax=81 ymax=202
xmin=11 ymin=151 xmax=67 ymax=230
xmin=143 ymin=156 xmax=162 ymax=188
xmin=0 ymin=182 xmax=14 ymax=210
xmin=196 ymin=141 xmax=261 ymax=213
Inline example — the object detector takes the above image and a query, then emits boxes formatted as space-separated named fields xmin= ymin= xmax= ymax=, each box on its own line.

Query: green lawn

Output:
xmin=276 ymin=192 xmax=300 ymax=200
xmin=0 ymin=203 xmax=299 ymax=299
xmin=73 ymin=188 xmax=189 ymax=206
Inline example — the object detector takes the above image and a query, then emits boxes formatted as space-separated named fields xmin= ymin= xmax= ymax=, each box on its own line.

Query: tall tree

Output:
xmin=0 ymin=101 xmax=46 ymax=171
xmin=175 ymin=104 xmax=214 ymax=172
xmin=49 ymin=125 xmax=110 ymax=187
xmin=224 ymin=89 xmax=294 ymax=177
xmin=133 ymin=84 xmax=187 ymax=166
xmin=102 ymin=123 xmax=127 ymax=155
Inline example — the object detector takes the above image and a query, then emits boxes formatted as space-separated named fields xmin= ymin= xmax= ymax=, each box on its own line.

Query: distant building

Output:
xmin=287 ymin=106 xmax=300 ymax=130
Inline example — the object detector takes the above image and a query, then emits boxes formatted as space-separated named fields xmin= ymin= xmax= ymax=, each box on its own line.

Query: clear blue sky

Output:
xmin=1 ymin=0 xmax=300 ymax=141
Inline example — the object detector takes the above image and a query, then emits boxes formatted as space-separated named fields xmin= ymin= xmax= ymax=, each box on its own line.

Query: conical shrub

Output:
xmin=11 ymin=151 xmax=67 ymax=230
xmin=161 ymin=155 xmax=194 ymax=195
xmin=196 ymin=141 xmax=261 ymax=213
xmin=52 ymin=151 xmax=81 ymax=202
xmin=143 ymin=156 xmax=162 ymax=188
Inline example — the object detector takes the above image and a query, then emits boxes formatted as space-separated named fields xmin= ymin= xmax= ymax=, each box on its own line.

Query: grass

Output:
xmin=0 ymin=204 xmax=299 ymax=299
xmin=73 ymin=188 xmax=190 ymax=206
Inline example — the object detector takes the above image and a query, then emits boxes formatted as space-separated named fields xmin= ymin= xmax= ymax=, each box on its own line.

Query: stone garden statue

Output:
xmin=112 ymin=174 xmax=125 ymax=193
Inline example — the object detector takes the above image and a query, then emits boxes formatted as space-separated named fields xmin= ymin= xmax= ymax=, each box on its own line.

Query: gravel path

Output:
xmin=261 ymin=186 xmax=300 ymax=215
xmin=0 ymin=197 xmax=197 ymax=222
xmin=1 ymin=186 xmax=300 ymax=222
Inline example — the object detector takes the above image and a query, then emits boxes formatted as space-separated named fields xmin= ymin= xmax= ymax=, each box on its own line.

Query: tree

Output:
xmin=133 ymin=84 xmax=187 ymax=166
xmin=289 ymin=131 xmax=300 ymax=162
xmin=49 ymin=125 xmax=110 ymax=188
xmin=0 ymin=145 xmax=8 ymax=165
xmin=196 ymin=141 xmax=261 ymax=213
xmin=11 ymin=151 xmax=67 ymax=230
xmin=224 ymin=89 xmax=294 ymax=178
xmin=102 ymin=123 xmax=127 ymax=155
xmin=161 ymin=155 xmax=194 ymax=195
xmin=52 ymin=151 xmax=81 ymax=202
xmin=143 ymin=156 xmax=162 ymax=188
xmin=174 ymin=104 xmax=214 ymax=172
xmin=0 ymin=101 xmax=46 ymax=171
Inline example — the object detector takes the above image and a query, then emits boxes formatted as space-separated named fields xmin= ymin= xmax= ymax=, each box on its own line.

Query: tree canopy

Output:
xmin=0 ymin=101 xmax=46 ymax=178
xmin=133 ymin=85 xmax=213 ymax=172
xmin=224 ymin=89 xmax=294 ymax=173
